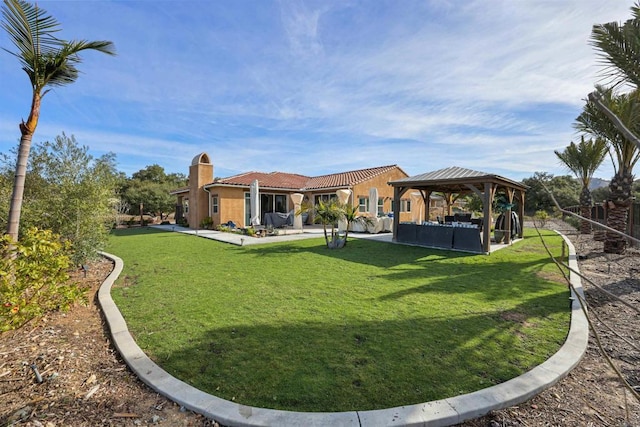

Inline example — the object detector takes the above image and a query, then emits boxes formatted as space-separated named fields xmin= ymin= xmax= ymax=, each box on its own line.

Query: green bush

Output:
xmin=200 ymin=216 xmax=214 ymax=229
xmin=563 ymin=215 xmax=580 ymax=230
xmin=0 ymin=228 xmax=88 ymax=332
xmin=534 ymin=210 xmax=549 ymax=228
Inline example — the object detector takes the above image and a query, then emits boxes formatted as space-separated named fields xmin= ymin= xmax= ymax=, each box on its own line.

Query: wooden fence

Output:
xmin=565 ymin=202 xmax=640 ymax=246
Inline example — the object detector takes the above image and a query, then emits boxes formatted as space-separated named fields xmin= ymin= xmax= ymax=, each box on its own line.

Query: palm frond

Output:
xmin=591 ymin=3 xmax=640 ymax=87
xmin=575 ymin=86 xmax=640 ymax=175
xmin=554 ymin=136 xmax=608 ymax=187
xmin=2 ymin=0 xmax=63 ymax=75
xmin=2 ymin=0 xmax=115 ymax=92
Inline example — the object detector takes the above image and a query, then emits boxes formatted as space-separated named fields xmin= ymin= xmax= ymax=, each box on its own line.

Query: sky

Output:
xmin=0 ymin=0 xmax=635 ymax=182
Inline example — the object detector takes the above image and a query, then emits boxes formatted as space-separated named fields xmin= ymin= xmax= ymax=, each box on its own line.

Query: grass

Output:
xmin=107 ymin=228 xmax=570 ymax=412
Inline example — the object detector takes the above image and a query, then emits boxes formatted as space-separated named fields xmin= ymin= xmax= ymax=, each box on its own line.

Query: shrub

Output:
xmin=563 ymin=215 xmax=580 ymax=230
xmin=0 ymin=228 xmax=88 ymax=332
xmin=534 ymin=210 xmax=549 ymax=228
xmin=200 ymin=216 xmax=214 ymax=229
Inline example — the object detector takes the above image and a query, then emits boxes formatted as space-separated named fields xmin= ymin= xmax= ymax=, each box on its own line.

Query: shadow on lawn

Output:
xmin=110 ymin=227 xmax=171 ymax=237
xmin=152 ymin=292 xmax=568 ymax=413
xmin=238 ymin=237 xmax=472 ymax=269
xmin=234 ymin=237 xmax=567 ymax=303
xmin=377 ymin=255 xmax=568 ymax=303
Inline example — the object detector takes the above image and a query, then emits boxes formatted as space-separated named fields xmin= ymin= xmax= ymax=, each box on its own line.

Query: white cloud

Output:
xmin=0 ymin=0 xmax=633 ymax=183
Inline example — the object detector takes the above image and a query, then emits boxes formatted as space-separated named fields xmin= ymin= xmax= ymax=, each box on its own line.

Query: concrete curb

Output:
xmin=97 ymin=231 xmax=588 ymax=426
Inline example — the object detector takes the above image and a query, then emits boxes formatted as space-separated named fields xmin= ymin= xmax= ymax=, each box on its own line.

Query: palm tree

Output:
xmin=341 ymin=203 xmax=372 ymax=247
xmin=588 ymin=3 xmax=640 ymax=152
xmin=591 ymin=2 xmax=640 ymax=89
xmin=554 ymin=136 xmax=608 ymax=234
xmin=314 ymin=199 xmax=343 ymax=248
xmin=2 ymin=0 xmax=115 ymax=241
xmin=575 ymin=86 xmax=640 ymax=253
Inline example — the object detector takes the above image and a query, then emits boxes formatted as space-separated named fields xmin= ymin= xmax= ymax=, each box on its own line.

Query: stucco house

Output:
xmin=170 ymin=152 xmax=416 ymax=230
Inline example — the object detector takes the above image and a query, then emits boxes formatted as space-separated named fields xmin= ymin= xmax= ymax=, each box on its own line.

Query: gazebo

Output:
xmin=388 ymin=166 xmax=527 ymax=253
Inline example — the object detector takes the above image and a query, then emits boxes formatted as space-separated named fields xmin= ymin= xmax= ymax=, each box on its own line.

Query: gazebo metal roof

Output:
xmin=389 ymin=166 xmax=527 ymax=194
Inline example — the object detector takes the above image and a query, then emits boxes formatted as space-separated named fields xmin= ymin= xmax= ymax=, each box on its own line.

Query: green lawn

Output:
xmin=107 ymin=228 xmax=570 ymax=412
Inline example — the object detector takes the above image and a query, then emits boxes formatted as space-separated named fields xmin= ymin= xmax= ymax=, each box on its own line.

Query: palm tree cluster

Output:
xmin=300 ymin=200 xmax=370 ymax=249
xmin=557 ymin=2 xmax=640 ymax=254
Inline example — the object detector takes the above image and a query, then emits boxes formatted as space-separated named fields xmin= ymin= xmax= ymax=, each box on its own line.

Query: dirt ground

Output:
xmin=1 ymin=221 xmax=639 ymax=427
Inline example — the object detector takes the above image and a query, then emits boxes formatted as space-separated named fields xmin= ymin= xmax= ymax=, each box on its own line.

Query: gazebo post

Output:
xmin=482 ymin=182 xmax=495 ymax=253
xmin=445 ymin=192 xmax=454 ymax=216
xmin=422 ymin=190 xmax=431 ymax=222
xmin=504 ymin=188 xmax=515 ymax=244
xmin=518 ymin=190 xmax=525 ymax=238
xmin=392 ymin=186 xmax=404 ymax=242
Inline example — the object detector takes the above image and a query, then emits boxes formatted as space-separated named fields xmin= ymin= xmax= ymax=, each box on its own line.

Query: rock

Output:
xmin=85 ymin=373 xmax=97 ymax=385
xmin=7 ymin=406 xmax=32 ymax=423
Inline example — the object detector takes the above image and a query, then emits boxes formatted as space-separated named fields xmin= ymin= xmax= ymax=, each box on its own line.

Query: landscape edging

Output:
xmin=97 ymin=232 xmax=587 ymax=426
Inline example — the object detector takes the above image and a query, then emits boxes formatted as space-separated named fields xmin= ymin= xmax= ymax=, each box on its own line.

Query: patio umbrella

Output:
xmin=250 ymin=179 xmax=260 ymax=226
xmin=336 ymin=189 xmax=351 ymax=232
xmin=411 ymin=192 xmax=422 ymax=223
xmin=369 ymin=187 xmax=378 ymax=218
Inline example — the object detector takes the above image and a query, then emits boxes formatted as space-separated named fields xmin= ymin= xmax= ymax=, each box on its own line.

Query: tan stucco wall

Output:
xmin=351 ymin=167 xmax=416 ymax=223
xmin=212 ymin=188 xmax=298 ymax=228
xmin=210 ymin=187 xmax=246 ymax=227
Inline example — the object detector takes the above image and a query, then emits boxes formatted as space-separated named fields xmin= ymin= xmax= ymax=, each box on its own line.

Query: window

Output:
xmin=377 ymin=198 xmax=384 ymax=216
xmin=400 ymin=199 xmax=411 ymax=213
xmin=358 ymin=197 xmax=369 ymax=213
xmin=275 ymin=194 xmax=287 ymax=213
xmin=244 ymin=193 xmax=251 ymax=226
xmin=211 ymin=195 xmax=219 ymax=214
xmin=314 ymin=194 xmax=336 ymax=205
xmin=183 ymin=199 xmax=189 ymax=214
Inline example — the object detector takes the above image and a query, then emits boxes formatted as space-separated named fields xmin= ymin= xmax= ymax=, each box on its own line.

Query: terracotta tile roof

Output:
xmin=207 ymin=165 xmax=403 ymax=191
xmin=303 ymin=165 xmax=400 ymax=190
xmin=215 ymin=171 xmax=311 ymax=190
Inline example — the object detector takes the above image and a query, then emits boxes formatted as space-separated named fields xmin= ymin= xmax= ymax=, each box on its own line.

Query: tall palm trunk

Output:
xmin=6 ymin=92 xmax=41 ymax=241
xmin=579 ymin=187 xmax=593 ymax=234
xmin=604 ymin=171 xmax=633 ymax=254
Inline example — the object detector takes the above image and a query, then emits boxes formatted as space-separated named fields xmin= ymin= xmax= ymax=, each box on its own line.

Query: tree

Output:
xmin=0 ymin=133 xmax=120 ymax=263
xmin=313 ymin=199 xmax=344 ymax=248
xmin=575 ymin=87 xmax=640 ymax=253
xmin=591 ymin=2 xmax=640 ymax=89
xmin=554 ymin=136 xmax=608 ymax=234
xmin=120 ymin=165 xmax=187 ymax=218
xmin=587 ymin=3 xmax=640 ymax=152
xmin=341 ymin=203 xmax=372 ymax=247
xmin=522 ymin=172 xmax=580 ymax=214
xmin=132 ymin=164 xmax=168 ymax=183
xmin=1 ymin=0 xmax=115 ymax=241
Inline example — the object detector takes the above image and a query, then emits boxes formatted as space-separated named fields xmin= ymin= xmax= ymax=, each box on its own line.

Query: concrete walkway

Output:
xmin=98 ymin=231 xmax=588 ymax=427
xmin=150 ymin=224 xmax=394 ymax=245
